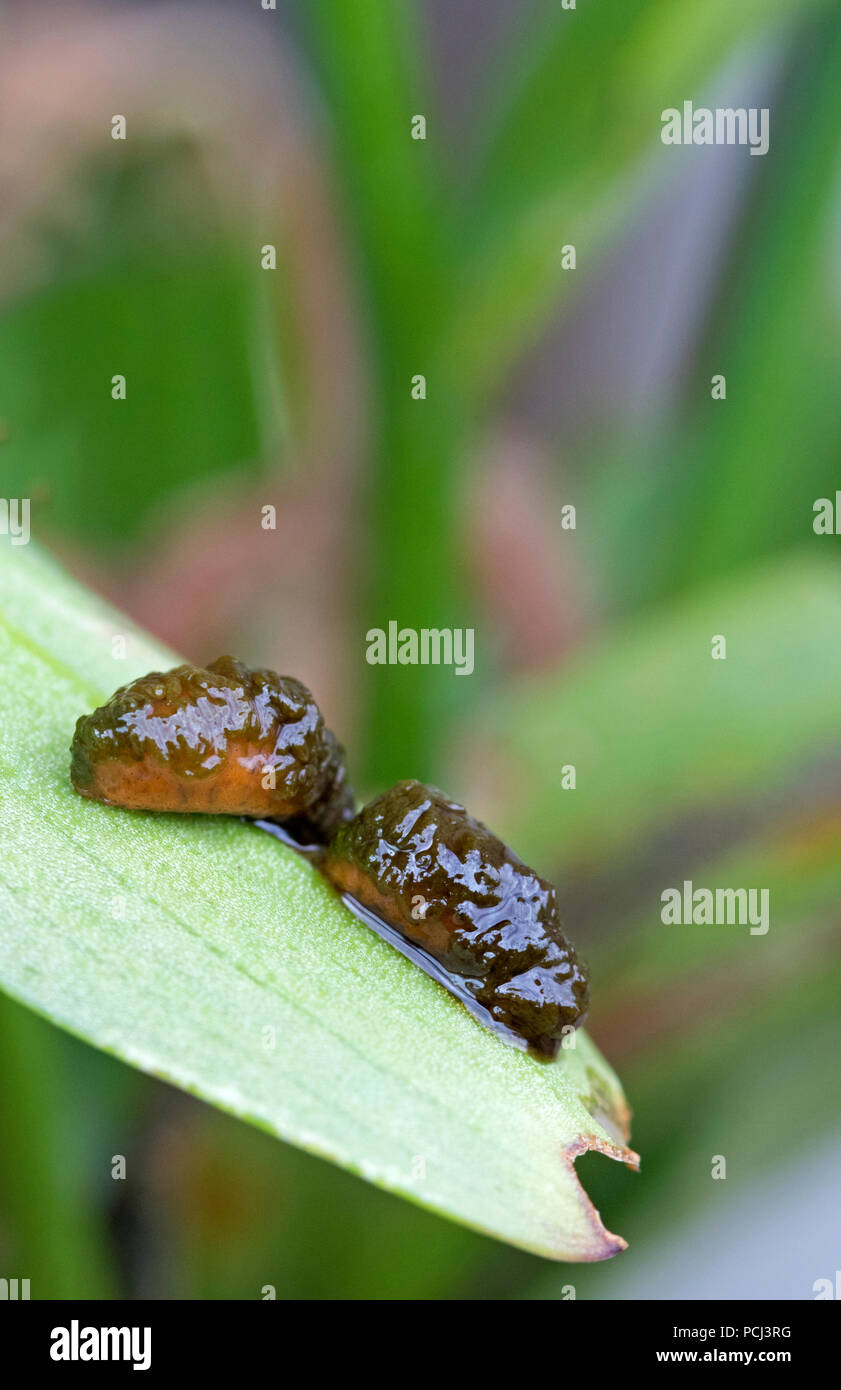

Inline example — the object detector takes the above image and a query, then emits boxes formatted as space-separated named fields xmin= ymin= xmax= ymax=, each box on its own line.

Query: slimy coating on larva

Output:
xmin=70 ymin=656 xmax=354 ymax=841
xmin=323 ymin=780 xmax=589 ymax=1057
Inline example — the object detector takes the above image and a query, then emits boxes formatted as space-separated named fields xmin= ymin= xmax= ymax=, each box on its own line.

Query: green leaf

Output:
xmin=0 ymin=993 xmax=118 ymax=1298
xmin=670 ymin=9 xmax=841 ymax=590
xmin=0 ymin=542 xmax=636 ymax=1262
xmin=459 ymin=554 xmax=841 ymax=874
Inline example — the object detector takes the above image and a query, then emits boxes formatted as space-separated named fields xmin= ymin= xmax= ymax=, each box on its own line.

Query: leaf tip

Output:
xmin=557 ymin=1133 xmax=640 ymax=1263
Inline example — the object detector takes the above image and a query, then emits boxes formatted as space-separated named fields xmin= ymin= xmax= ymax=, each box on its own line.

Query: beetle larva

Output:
xmin=322 ymin=779 xmax=589 ymax=1057
xmin=70 ymin=656 xmax=354 ymax=841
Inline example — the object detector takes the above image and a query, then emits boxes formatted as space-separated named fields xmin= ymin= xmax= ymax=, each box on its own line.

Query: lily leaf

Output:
xmin=0 ymin=543 xmax=637 ymax=1262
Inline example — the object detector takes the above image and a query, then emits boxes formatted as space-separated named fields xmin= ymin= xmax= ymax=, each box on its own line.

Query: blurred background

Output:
xmin=1 ymin=0 xmax=841 ymax=1299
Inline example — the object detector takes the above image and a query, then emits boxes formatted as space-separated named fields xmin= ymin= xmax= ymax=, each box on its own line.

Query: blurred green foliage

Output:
xmin=0 ymin=149 xmax=269 ymax=550
xmin=305 ymin=1 xmax=473 ymax=784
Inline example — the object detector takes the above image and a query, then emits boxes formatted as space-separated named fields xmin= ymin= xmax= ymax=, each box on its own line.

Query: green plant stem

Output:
xmin=303 ymin=0 xmax=472 ymax=787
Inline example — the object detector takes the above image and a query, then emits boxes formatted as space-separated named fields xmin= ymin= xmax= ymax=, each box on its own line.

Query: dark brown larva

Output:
xmin=70 ymin=656 xmax=354 ymax=842
xmin=323 ymin=780 xmax=589 ymax=1058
